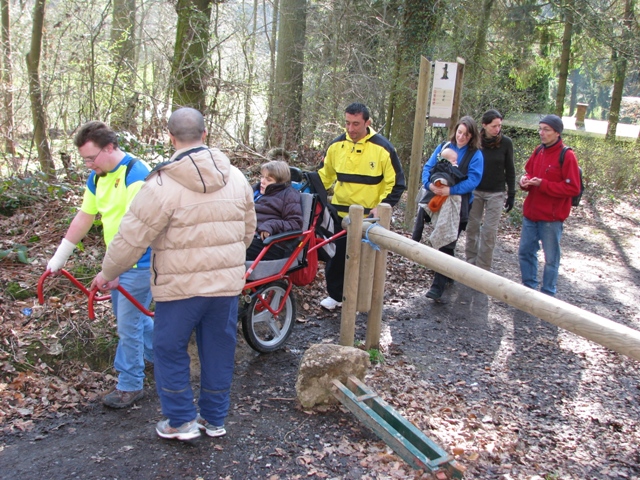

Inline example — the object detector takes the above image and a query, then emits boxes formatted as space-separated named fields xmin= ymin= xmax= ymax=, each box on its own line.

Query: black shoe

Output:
xmin=426 ymin=285 xmax=444 ymax=300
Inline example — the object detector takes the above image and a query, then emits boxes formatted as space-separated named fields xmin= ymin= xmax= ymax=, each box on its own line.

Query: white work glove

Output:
xmin=47 ymin=238 xmax=76 ymax=272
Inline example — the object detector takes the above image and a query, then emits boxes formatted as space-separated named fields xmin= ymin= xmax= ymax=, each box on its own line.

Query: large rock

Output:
xmin=296 ymin=343 xmax=370 ymax=408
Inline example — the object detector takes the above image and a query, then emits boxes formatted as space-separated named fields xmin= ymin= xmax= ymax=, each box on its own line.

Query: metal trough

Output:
xmin=331 ymin=375 xmax=465 ymax=479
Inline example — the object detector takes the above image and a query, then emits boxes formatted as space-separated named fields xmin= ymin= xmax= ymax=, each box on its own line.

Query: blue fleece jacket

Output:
xmin=422 ymin=142 xmax=484 ymax=202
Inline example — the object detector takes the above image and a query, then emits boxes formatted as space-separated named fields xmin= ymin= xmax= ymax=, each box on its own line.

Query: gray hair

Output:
xmin=261 ymin=160 xmax=291 ymax=183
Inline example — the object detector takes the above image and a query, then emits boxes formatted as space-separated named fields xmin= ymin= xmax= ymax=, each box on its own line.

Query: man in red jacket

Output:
xmin=518 ymin=115 xmax=581 ymax=296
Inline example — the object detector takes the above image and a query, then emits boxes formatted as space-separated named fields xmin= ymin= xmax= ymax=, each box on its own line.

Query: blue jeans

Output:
xmin=153 ymin=296 xmax=238 ymax=428
xmin=518 ymin=218 xmax=563 ymax=296
xmin=111 ymin=268 xmax=153 ymax=391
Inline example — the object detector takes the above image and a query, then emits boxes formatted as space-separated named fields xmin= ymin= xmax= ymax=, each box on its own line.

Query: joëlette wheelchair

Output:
xmin=38 ymin=170 xmax=345 ymax=354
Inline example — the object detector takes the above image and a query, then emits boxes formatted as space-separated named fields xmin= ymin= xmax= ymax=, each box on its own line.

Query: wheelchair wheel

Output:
xmin=242 ymin=281 xmax=296 ymax=353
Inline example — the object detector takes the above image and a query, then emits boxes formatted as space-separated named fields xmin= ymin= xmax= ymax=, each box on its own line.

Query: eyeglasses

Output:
xmin=82 ymin=148 xmax=105 ymax=165
xmin=538 ymin=127 xmax=554 ymax=133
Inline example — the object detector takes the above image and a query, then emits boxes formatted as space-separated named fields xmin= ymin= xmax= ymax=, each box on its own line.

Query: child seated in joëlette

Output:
xmin=246 ymin=160 xmax=303 ymax=261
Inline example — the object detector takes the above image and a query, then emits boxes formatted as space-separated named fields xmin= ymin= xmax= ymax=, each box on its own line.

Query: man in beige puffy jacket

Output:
xmin=92 ymin=107 xmax=256 ymax=441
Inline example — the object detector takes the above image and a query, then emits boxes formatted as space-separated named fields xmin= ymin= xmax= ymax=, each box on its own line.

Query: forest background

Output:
xmin=0 ymin=0 xmax=638 ymax=186
xmin=0 ymin=0 xmax=639 ymax=306
xmin=0 ymin=0 xmax=637 ymax=297
xmin=0 ymin=0 xmax=639 ymax=472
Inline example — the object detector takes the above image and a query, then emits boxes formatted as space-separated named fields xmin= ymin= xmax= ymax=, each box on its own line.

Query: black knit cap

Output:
xmin=539 ymin=114 xmax=564 ymax=134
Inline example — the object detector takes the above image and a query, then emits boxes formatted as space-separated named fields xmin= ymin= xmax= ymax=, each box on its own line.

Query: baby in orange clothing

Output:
xmin=428 ymin=147 xmax=458 ymax=212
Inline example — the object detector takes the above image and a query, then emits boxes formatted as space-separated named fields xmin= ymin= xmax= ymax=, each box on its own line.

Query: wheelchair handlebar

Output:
xmin=38 ymin=269 xmax=154 ymax=320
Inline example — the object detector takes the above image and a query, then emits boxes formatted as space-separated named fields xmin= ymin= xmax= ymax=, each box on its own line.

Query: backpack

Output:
xmin=289 ymin=208 xmax=320 ymax=287
xmin=94 ymin=157 xmax=139 ymax=187
xmin=534 ymin=145 xmax=584 ymax=207
xmin=417 ymin=141 xmax=475 ymax=221
xmin=291 ymin=171 xmax=339 ymax=262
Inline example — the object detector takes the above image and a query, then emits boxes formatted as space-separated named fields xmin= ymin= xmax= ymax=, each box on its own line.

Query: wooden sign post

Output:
xmin=406 ymin=57 xmax=432 ymax=229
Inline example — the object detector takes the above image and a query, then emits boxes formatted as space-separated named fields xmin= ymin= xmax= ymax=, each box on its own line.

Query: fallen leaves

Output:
xmin=1 ymin=198 xmax=117 ymax=433
xmin=0 ymin=363 xmax=106 ymax=434
xmin=3 ymin=176 xmax=640 ymax=479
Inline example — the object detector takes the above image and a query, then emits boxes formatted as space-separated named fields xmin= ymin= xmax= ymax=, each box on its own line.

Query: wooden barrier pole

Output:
xmin=340 ymin=205 xmax=364 ymax=347
xmin=365 ymin=204 xmax=392 ymax=350
xmin=360 ymin=225 xmax=640 ymax=362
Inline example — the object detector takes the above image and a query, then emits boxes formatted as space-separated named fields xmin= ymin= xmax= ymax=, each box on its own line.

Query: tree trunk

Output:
xmin=606 ymin=50 xmax=625 ymax=141
xmin=388 ymin=0 xmax=441 ymax=170
xmin=171 ymin=0 xmax=214 ymax=113
xmin=264 ymin=0 xmax=279 ymax=147
xmin=568 ymin=67 xmax=579 ymax=115
xmin=267 ymin=0 xmax=306 ymax=149
xmin=1 ymin=0 xmax=15 ymax=155
xmin=383 ymin=53 xmax=401 ymax=139
xmin=554 ymin=0 xmax=573 ymax=117
xmin=606 ymin=0 xmax=633 ymax=142
xmin=534 ymin=26 xmax=551 ymax=111
xmin=242 ymin=0 xmax=258 ymax=145
xmin=110 ymin=0 xmax=138 ymax=132
xmin=469 ymin=0 xmax=494 ymax=82
xmin=205 ymin=2 xmax=222 ymax=135
xmin=26 ymin=0 xmax=54 ymax=180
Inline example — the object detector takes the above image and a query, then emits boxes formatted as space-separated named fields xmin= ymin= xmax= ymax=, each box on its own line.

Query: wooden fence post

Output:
xmin=356 ymin=242 xmax=376 ymax=313
xmin=365 ymin=204 xmax=392 ymax=350
xmin=339 ymin=205 xmax=364 ymax=347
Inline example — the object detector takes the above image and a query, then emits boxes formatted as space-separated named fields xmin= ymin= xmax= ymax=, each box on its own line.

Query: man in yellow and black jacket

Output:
xmin=318 ymin=102 xmax=406 ymax=310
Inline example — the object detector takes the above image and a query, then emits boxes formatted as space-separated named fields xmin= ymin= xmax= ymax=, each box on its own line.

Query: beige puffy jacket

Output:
xmin=102 ymin=146 xmax=256 ymax=301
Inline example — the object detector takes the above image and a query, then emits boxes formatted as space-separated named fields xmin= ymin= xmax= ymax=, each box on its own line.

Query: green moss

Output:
xmin=21 ymin=317 xmax=119 ymax=372
xmin=367 ymin=348 xmax=385 ymax=365
xmin=6 ymin=281 xmax=36 ymax=300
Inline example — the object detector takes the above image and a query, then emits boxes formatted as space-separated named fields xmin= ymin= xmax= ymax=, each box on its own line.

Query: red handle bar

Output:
xmin=38 ymin=269 xmax=154 ymax=320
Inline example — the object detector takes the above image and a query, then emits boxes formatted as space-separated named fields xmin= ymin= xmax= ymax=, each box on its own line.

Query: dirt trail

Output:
xmin=1 ymin=199 xmax=639 ymax=479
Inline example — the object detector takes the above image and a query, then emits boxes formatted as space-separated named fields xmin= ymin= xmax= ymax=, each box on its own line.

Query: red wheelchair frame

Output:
xmin=239 ymin=192 xmax=345 ymax=352
xmin=37 ymin=268 xmax=154 ymax=319
xmin=38 ymin=192 xmax=345 ymax=353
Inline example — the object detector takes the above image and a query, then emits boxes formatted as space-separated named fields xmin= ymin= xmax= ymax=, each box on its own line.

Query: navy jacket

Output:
xmin=254 ymin=183 xmax=303 ymax=235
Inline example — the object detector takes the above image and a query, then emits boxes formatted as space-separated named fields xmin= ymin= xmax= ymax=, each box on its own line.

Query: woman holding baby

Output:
xmin=420 ymin=116 xmax=484 ymax=300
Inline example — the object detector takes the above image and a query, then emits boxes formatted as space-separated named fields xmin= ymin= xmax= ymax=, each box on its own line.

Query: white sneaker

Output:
xmin=196 ymin=414 xmax=226 ymax=438
xmin=320 ymin=297 xmax=342 ymax=310
xmin=155 ymin=418 xmax=201 ymax=441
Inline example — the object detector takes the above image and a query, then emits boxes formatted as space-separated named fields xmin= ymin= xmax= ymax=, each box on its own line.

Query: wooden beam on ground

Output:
xmin=359 ymin=225 xmax=640 ymax=362
xmin=332 ymin=376 xmax=465 ymax=478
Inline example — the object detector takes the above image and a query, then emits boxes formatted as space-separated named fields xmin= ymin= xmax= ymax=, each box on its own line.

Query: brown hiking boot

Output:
xmin=102 ymin=388 xmax=144 ymax=408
